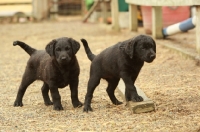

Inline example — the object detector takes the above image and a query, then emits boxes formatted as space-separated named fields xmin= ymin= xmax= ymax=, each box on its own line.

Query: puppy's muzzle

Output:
xmin=146 ymin=53 xmax=156 ymax=63
xmin=150 ymin=54 xmax=156 ymax=60
xmin=59 ymin=55 xmax=71 ymax=64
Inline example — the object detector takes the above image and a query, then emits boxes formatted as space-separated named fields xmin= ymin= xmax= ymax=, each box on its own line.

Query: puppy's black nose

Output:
xmin=61 ymin=57 xmax=66 ymax=60
xmin=150 ymin=54 xmax=156 ymax=59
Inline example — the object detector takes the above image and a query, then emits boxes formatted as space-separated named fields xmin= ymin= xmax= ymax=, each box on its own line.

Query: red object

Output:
xmin=141 ymin=6 xmax=190 ymax=34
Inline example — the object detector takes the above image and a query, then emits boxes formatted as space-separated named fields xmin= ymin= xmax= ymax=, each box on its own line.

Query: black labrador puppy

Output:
xmin=81 ymin=35 xmax=156 ymax=112
xmin=13 ymin=37 xmax=83 ymax=110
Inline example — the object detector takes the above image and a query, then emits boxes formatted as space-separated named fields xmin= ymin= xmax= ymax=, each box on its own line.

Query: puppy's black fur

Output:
xmin=81 ymin=35 xmax=156 ymax=112
xmin=13 ymin=37 xmax=83 ymax=110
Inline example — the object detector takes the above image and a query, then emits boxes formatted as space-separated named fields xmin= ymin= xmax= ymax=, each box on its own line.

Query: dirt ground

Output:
xmin=0 ymin=16 xmax=200 ymax=132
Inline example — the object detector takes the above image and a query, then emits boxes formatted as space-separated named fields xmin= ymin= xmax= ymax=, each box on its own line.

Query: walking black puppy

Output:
xmin=13 ymin=37 xmax=83 ymax=110
xmin=81 ymin=35 xmax=156 ymax=112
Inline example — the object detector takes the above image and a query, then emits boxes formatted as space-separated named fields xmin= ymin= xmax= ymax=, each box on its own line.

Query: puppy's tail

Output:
xmin=13 ymin=41 xmax=36 ymax=56
xmin=81 ymin=39 xmax=95 ymax=61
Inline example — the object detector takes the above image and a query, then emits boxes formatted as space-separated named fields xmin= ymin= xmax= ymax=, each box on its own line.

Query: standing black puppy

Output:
xmin=81 ymin=35 xmax=156 ymax=112
xmin=13 ymin=37 xmax=83 ymax=110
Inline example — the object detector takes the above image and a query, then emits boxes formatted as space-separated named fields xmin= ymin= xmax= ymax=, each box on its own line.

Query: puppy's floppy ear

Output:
xmin=69 ymin=38 xmax=80 ymax=54
xmin=120 ymin=39 xmax=136 ymax=59
xmin=152 ymin=38 xmax=156 ymax=53
xmin=45 ymin=39 xmax=57 ymax=56
xmin=125 ymin=40 xmax=135 ymax=59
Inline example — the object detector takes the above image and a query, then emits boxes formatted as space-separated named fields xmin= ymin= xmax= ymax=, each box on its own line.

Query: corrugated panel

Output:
xmin=57 ymin=0 xmax=82 ymax=15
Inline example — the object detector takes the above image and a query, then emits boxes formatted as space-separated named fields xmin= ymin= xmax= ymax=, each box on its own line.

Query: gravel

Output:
xmin=0 ymin=16 xmax=200 ymax=132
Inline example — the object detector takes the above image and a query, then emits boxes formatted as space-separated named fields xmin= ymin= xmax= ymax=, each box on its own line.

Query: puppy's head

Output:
xmin=45 ymin=37 xmax=80 ymax=65
xmin=123 ymin=35 xmax=156 ymax=63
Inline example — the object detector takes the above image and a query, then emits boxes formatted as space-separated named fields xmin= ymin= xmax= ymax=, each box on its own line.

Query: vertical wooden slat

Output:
xmin=42 ymin=0 xmax=49 ymax=19
xmin=33 ymin=0 xmax=49 ymax=20
xmin=81 ymin=0 xmax=86 ymax=16
xmin=196 ymin=6 xmax=200 ymax=54
xmin=32 ymin=0 xmax=37 ymax=20
xmin=111 ymin=0 xmax=120 ymax=31
xmin=152 ymin=6 xmax=163 ymax=39
xmin=100 ymin=0 xmax=108 ymax=23
xmin=129 ymin=4 xmax=137 ymax=31
xmin=50 ymin=0 xmax=58 ymax=20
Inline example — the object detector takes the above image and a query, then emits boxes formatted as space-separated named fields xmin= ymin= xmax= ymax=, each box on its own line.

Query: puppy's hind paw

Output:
xmin=83 ymin=105 xmax=93 ymax=112
xmin=14 ymin=101 xmax=23 ymax=107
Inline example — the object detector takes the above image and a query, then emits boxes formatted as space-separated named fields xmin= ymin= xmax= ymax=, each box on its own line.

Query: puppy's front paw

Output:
xmin=73 ymin=101 xmax=83 ymax=108
xmin=45 ymin=101 xmax=53 ymax=106
xmin=131 ymin=95 xmax=143 ymax=102
xmin=83 ymin=105 xmax=93 ymax=112
xmin=114 ymin=100 xmax=123 ymax=105
xmin=14 ymin=100 xmax=23 ymax=107
xmin=53 ymin=105 xmax=64 ymax=111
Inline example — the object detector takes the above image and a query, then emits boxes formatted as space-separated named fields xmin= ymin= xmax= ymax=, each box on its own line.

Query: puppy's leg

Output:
xmin=125 ymin=85 xmax=143 ymax=102
xmin=69 ymin=77 xmax=83 ymax=108
xmin=121 ymin=73 xmax=143 ymax=102
xmin=14 ymin=69 xmax=35 ymax=107
xmin=83 ymin=76 xmax=100 ymax=112
xmin=49 ymin=86 xmax=63 ymax=110
xmin=106 ymin=78 xmax=123 ymax=105
xmin=41 ymin=83 xmax=53 ymax=106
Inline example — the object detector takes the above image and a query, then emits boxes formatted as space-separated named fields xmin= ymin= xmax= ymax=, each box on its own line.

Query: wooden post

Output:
xmin=50 ymin=0 xmax=58 ymax=20
xmin=111 ymin=0 xmax=120 ymax=31
xmin=81 ymin=0 xmax=86 ymax=16
xmin=100 ymin=0 xmax=108 ymax=23
xmin=129 ymin=4 xmax=138 ymax=31
xmin=152 ymin=6 xmax=163 ymax=39
xmin=42 ymin=0 xmax=49 ymax=19
xmin=32 ymin=0 xmax=49 ymax=21
xmin=196 ymin=6 xmax=200 ymax=54
xmin=32 ymin=0 xmax=38 ymax=20
xmin=117 ymin=79 xmax=155 ymax=114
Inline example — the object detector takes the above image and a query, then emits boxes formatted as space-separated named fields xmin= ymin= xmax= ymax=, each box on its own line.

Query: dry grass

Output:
xmin=0 ymin=16 xmax=200 ymax=131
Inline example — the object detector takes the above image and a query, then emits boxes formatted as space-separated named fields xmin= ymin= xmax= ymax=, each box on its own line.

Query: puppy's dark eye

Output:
xmin=144 ymin=44 xmax=152 ymax=49
xmin=142 ymin=46 xmax=147 ymax=50
xmin=56 ymin=48 xmax=61 ymax=51
xmin=148 ymin=45 xmax=152 ymax=48
xmin=65 ymin=47 xmax=69 ymax=51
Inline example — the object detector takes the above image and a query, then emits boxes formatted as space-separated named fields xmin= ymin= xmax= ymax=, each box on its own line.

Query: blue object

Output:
xmin=162 ymin=16 xmax=196 ymax=37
